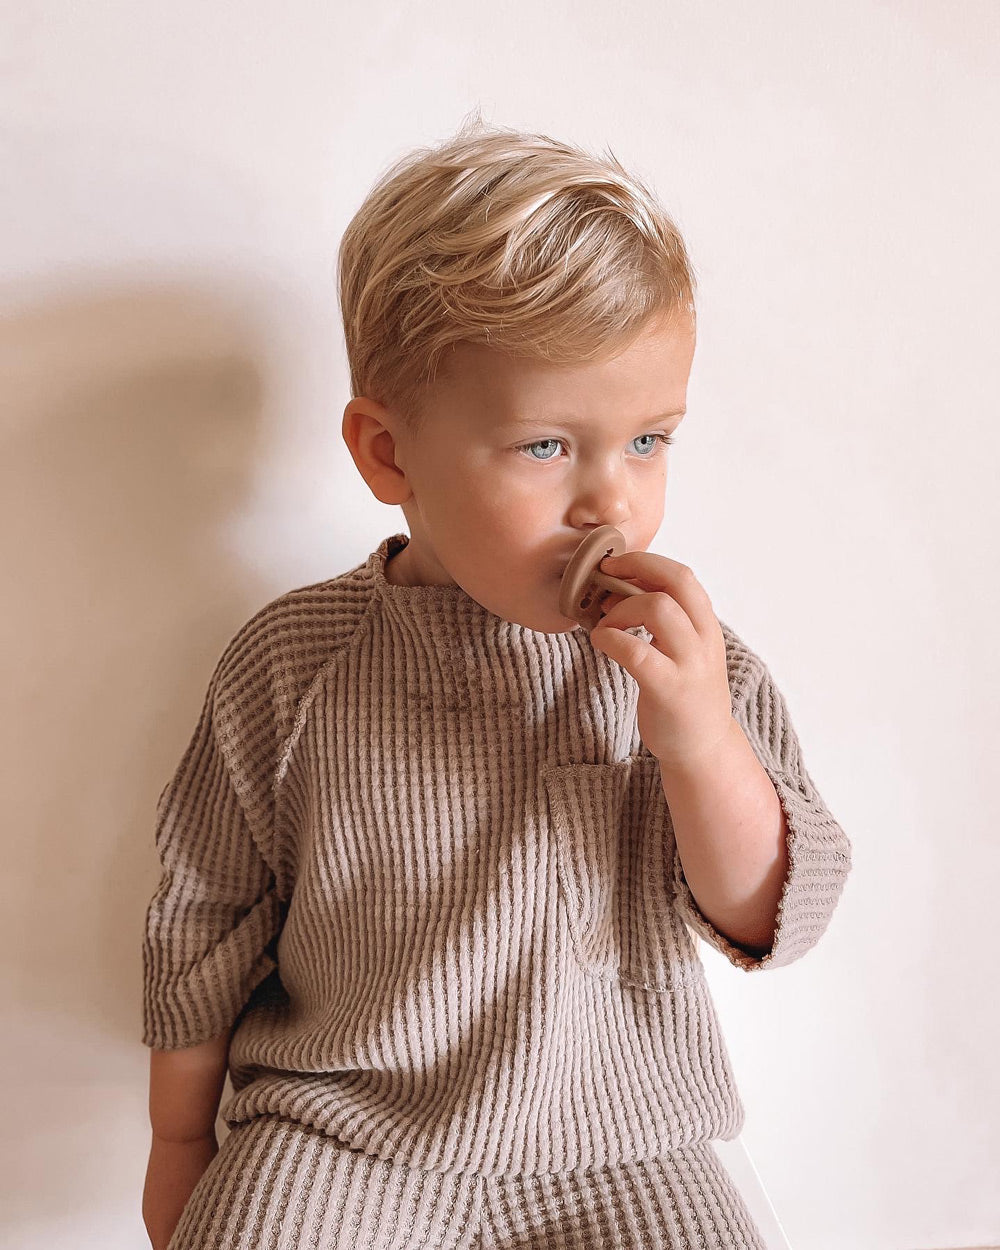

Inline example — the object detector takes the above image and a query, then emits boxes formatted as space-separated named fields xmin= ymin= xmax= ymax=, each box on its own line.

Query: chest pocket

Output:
xmin=542 ymin=754 xmax=701 ymax=993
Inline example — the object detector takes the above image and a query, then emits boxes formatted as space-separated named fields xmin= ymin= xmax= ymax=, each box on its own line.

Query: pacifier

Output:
xmin=558 ymin=524 xmax=646 ymax=630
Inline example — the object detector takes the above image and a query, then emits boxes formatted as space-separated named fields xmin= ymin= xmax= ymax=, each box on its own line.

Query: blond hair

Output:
xmin=337 ymin=109 xmax=697 ymax=434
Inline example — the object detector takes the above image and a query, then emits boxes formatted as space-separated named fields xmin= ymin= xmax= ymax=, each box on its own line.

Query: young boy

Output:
xmin=141 ymin=115 xmax=852 ymax=1249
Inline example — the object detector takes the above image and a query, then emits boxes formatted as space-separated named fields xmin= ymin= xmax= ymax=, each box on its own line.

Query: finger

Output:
xmin=599 ymin=551 xmax=717 ymax=638
xmin=594 ymin=589 xmax=693 ymax=663
xmin=590 ymin=607 xmax=674 ymax=681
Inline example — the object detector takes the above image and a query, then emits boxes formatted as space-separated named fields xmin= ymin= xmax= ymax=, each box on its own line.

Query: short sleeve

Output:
xmin=141 ymin=660 xmax=285 ymax=1050
xmin=670 ymin=622 xmax=853 ymax=973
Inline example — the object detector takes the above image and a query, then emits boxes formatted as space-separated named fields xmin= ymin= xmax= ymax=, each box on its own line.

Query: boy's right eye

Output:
xmin=518 ymin=439 xmax=562 ymax=462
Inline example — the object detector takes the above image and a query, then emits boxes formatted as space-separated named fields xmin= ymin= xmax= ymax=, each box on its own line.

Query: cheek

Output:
xmin=484 ymin=491 xmax=550 ymax=538
xmin=466 ymin=465 xmax=549 ymax=518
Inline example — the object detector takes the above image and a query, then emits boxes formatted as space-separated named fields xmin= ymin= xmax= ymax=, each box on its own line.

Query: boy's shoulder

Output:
xmin=209 ymin=554 xmax=378 ymax=747
xmin=221 ymin=555 xmax=373 ymax=664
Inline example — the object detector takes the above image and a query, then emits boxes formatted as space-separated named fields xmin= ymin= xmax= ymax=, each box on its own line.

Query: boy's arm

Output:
xmin=142 ymin=649 xmax=285 ymax=1052
xmin=143 ymin=1028 xmax=233 ymax=1249
xmin=141 ymin=620 xmax=288 ymax=1248
xmin=659 ymin=716 xmax=790 ymax=956
xmin=148 ymin=1026 xmax=233 ymax=1141
xmin=662 ymin=621 xmax=853 ymax=972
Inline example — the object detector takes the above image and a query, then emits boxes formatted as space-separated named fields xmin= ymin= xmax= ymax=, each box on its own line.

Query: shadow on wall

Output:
xmin=2 ymin=279 xmax=274 ymax=1073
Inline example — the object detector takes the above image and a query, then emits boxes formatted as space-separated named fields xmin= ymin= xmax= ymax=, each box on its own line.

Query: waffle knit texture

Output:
xmin=165 ymin=1112 xmax=767 ymax=1249
xmin=141 ymin=532 xmax=852 ymax=1179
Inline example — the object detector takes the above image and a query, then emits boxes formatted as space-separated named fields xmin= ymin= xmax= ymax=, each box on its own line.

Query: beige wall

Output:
xmin=3 ymin=2 xmax=998 ymax=1247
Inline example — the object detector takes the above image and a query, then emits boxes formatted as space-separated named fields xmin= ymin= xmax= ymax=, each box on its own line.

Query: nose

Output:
xmin=566 ymin=463 xmax=630 ymax=531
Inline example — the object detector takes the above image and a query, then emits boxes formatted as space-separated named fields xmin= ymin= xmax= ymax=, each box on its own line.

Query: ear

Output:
xmin=341 ymin=398 xmax=414 ymax=505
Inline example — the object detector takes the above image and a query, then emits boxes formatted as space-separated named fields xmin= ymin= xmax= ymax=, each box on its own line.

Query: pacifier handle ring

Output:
xmin=557 ymin=524 xmax=644 ymax=630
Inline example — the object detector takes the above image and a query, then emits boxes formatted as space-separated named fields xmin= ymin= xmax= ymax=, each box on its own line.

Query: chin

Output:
xmin=472 ymin=580 xmax=584 ymax=635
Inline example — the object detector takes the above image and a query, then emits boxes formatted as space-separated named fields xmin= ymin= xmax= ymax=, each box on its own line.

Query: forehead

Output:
xmin=436 ymin=316 xmax=695 ymax=422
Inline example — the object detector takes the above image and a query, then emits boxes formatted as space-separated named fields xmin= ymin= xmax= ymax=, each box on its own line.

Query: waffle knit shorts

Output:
xmin=167 ymin=1113 xmax=767 ymax=1249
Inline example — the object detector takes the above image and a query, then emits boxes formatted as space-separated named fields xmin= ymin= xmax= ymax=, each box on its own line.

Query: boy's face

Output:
xmin=349 ymin=309 xmax=695 ymax=634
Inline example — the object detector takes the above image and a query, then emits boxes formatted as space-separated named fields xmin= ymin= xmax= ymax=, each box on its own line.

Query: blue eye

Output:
xmin=521 ymin=439 xmax=560 ymax=461
xmin=518 ymin=433 xmax=675 ymax=462
xmin=634 ymin=433 xmax=675 ymax=454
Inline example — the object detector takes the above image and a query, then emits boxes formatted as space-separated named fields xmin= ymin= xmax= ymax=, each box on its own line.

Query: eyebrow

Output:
xmin=502 ymin=409 xmax=686 ymax=428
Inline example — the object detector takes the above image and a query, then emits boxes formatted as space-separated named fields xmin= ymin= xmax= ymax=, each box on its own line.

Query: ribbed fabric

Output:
xmin=142 ymin=531 xmax=852 ymax=1180
xmin=166 ymin=1113 xmax=767 ymax=1249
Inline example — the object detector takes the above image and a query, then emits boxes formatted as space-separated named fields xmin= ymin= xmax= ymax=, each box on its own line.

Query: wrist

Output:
xmin=657 ymin=715 xmax=742 ymax=782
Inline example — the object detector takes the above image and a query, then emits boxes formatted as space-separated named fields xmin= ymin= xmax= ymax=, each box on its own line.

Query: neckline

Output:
xmin=370 ymin=532 xmax=495 ymax=610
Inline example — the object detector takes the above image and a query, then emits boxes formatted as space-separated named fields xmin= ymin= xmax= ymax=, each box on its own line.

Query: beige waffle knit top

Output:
xmin=141 ymin=532 xmax=852 ymax=1178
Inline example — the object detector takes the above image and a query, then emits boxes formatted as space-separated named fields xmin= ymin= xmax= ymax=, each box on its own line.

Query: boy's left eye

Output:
xmin=516 ymin=433 xmax=675 ymax=462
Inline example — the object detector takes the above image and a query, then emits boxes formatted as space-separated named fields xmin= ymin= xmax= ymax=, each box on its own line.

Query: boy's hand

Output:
xmin=587 ymin=550 xmax=735 ymax=771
